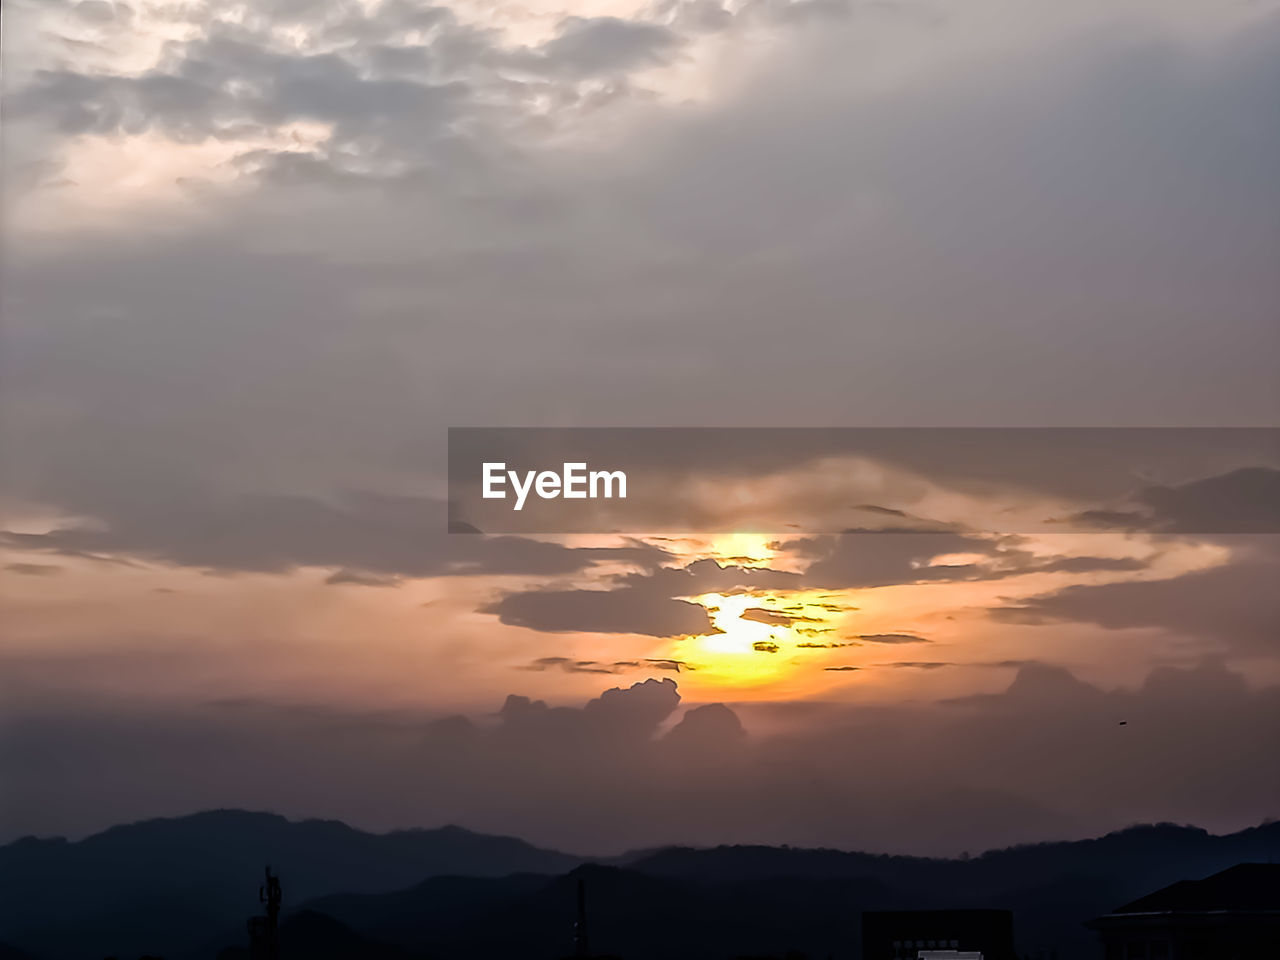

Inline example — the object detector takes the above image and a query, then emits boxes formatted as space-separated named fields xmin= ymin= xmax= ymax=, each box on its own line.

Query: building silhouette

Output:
xmin=1087 ymin=863 xmax=1280 ymax=960
xmin=862 ymin=910 xmax=1016 ymax=960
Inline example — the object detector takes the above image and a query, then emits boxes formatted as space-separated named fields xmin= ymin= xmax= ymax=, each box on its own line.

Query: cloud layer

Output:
xmin=3 ymin=665 xmax=1277 ymax=855
xmin=2 ymin=0 xmax=1278 ymax=849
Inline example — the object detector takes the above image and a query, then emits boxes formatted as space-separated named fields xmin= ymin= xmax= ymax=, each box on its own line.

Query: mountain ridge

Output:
xmin=2 ymin=811 xmax=1276 ymax=960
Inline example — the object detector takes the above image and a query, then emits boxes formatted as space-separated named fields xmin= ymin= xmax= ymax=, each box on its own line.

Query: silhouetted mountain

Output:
xmin=306 ymin=871 xmax=553 ymax=950
xmin=0 ymin=810 xmax=578 ymax=960
xmin=292 ymin=822 xmax=1280 ymax=960
xmin=620 ymin=821 xmax=1280 ymax=958
xmin=629 ymin=821 xmax=1280 ymax=893
xmin=293 ymin=821 xmax=1280 ymax=960
xmin=304 ymin=865 xmax=896 ymax=960
xmin=276 ymin=909 xmax=406 ymax=960
xmin=3 ymin=813 xmax=1277 ymax=960
xmin=215 ymin=909 xmax=406 ymax=960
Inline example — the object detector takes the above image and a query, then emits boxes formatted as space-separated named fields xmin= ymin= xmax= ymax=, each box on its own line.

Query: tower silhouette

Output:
xmin=247 ymin=866 xmax=282 ymax=960
xmin=573 ymin=876 xmax=590 ymax=958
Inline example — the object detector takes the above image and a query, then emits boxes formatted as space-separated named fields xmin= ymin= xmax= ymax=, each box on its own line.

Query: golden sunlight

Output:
xmin=678 ymin=591 xmax=851 ymax=691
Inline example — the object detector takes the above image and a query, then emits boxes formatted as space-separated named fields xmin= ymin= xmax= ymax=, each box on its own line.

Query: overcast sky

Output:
xmin=1 ymin=0 xmax=1278 ymax=853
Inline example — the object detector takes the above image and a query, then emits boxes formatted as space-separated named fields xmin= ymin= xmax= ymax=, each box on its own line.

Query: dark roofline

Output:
xmin=1090 ymin=864 xmax=1280 ymax=925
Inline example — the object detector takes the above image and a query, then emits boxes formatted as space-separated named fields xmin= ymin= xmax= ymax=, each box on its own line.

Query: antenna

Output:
xmin=248 ymin=866 xmax=282 ymax=960
xmin=573 ymin=875 xmax=591 ymax=958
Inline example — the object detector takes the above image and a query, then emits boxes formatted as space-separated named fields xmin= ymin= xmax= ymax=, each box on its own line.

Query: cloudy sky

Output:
xmin=1 ymin=0 xmax=1278 ymax=855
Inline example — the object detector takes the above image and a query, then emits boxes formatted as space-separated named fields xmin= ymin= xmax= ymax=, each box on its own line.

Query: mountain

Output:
xmin=621 ymin=821 xmax=1280 ymax=958
xmin=628 ymin=820 xmax=1280 ymax=904
xmin=306 ymin=863 xmax=897 ymax=960
xmin=215 ymin=909 xmax=407 ymax=960
xmin=2 ymin=813 xmax=1277 ymax=960
xmin=293 ymin=823 xmax=1280 ymax=960
xmin=0 ymin=810 xmax=579 ymax=960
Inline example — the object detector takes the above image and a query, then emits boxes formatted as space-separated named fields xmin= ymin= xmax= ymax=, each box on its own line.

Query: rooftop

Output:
xmin=1111 ymin=864 xmax=1280 ymax=915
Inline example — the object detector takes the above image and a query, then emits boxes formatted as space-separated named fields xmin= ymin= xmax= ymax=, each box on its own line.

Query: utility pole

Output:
xmin=573 ymin=876 xmax=591 ymax=958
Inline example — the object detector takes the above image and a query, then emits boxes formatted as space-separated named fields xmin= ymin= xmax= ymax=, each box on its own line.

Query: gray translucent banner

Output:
xmin=447 ymin=427 xmax=1279 ymax=534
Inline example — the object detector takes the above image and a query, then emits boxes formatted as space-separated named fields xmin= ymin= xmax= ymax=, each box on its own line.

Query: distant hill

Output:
xmin=307 ymin=862 xmax=897 ymax=960
xmin=215 ymin=909 xmax=407 ymax=960
xmin=1 ymin=813 xmax=1277 ymax=960
xmin=619 ymin=822 xmax=1280 ymax=959
xmin=0 ymin=809 xmax=579 ymax=960
xmin=629 ymin=820 xmax=1280 ymax=895
xmin=298 ymin=823 xmax=1280 ymax=960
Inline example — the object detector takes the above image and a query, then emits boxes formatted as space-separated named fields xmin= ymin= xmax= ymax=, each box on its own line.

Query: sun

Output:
xmin=646 ymin=534 xmax=859 ymax=693
xmin=698 ymin=594 xmax=780 ymax=653
xmin=674 ymin=591 xmax=845 ymax=692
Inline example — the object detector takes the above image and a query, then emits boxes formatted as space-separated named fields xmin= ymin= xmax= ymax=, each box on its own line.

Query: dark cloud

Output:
xmin=490 ymin=678 xmax=682 ymax=746
xmin=1033 ymin=556 xmax=1149 ymax=574
xmin=532 ymin=17 xmax=682 ymax=77
xmin=8 ymin=2 xmax=691 ymax=186
xmin=881 ymin=661 xmax=952 ymax=670
xmin=975 ymin=659 xmax=1042 ymax=669
xmin=1065 ymin=468 xmax=1280 ymax=534
xmin=484 ymin=587 xmax=717 ymax=637
xmin=484 ymin=558 xmax=796 ymax=637
xmin=663 ymin=702 xmax=745 ymax=750
xmin=1138 ymin=470 xmax=1280 ymax=532
xmin=783 ymin=532 xmax=1005 ymax=589
xmin=785 ymin=531 xmax=1163 ymax=590
xmin=768 ymin=0 xmax=854 ymax=25
xmin=325 ymin=568 xmax=402 ymax=587
xmin=479 ymin=536 xmax=1159 ymax=639
xmin=851 ymin=633 xmax=930 ymax=644
xmin=518 ymin=656 xmax=684 ymax=675
xmin=5 ymin=563 xmax=63 ymax=576
xmin=855 ymin=504 xmax=910 ymax=518
xmin=739 ymin=606 xmax=817 ymax=626
xmin=73 ymin=0 xmax=125 ymax=24
xmin=451 ymin=431 xmax=1279 ymax=536
xmin=5 ymin=11 xmax=1278 ymax=573
xmin=1 ymin=492 xmax=669 ymax=578
xmin=4 ymin=665 xmax=1275 ymax=856
xmin=994 ymin=545 xmax=1280 ymax=653
xmin=615 ymin=558 xmax=802 ymax=595
xmin=672 ymin=0 xmax=733 ymax=34
xmin=13 ymin=35 xmax=465 ymax=150
xmin=584 ymin=677 xmax=681 ymax=737
xmin=823 ymin=665 xmax=859 ymax=672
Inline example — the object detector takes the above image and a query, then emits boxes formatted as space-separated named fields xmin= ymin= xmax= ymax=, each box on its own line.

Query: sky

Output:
xmin=1 ymin=0 xmax=1278 ymax=855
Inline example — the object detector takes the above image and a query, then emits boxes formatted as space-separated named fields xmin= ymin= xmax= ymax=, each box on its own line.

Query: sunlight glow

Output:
xmin=678 ymin=591 xmax=848 ymax=690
